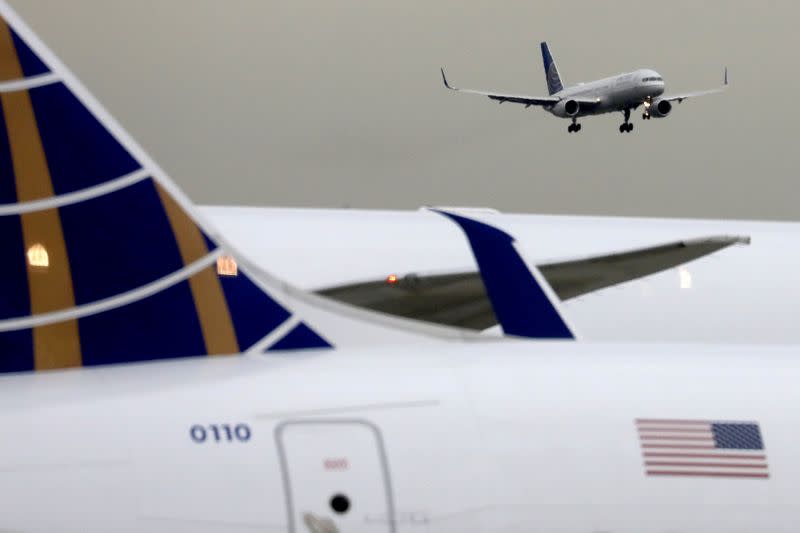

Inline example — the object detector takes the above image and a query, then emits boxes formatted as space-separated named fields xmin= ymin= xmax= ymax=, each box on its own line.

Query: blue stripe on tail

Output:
xmin=217 ymin=273 xmax=292 ymax=350
xmin=0 ymin=214 xmax=29 ymax=320
xmin=29 ymin=83 xmax=141 ymax=194
xmin=60 ymin=178 xmax=187 ymax=305
xmin=78 ymin=280 xmax=206 ymax=366
xmin=267 ymin=323 xmax=331 ymax=352
xmin=0 ymin=330 xmax=33 ymax=373
xmin=0 ymin=96 xmax=17 ymax=204
xmin=9 ymin=28 xmax=49 ymax=77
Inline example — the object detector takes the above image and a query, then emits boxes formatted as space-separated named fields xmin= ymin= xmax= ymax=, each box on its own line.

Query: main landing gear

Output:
xmin=568 ymin=118 xmax=582 ymax=133
xmin=619 ymin=108 xmax=634 ymax=133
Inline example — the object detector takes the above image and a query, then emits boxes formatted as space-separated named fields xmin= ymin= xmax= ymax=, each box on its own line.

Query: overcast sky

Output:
xmin=9 ymin=1 xmax=799 ymax=219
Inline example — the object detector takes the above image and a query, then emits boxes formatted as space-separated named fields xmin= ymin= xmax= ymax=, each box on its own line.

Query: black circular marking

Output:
xmin=330 ymin=494 xmax=350 ymax=514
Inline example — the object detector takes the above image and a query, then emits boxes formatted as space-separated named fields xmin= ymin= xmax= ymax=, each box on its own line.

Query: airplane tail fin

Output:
xmin=540 ymin=42 xmax=563 ymax=95
xmin=0 ymin=2 xmax=471 ymax=373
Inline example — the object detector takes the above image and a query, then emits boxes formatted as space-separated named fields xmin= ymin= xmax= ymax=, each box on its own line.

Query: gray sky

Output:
xmin=9 ymin=1 xmax=799 ymax=219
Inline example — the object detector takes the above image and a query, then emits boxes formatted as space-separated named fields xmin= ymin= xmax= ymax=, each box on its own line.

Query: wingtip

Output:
xmin=724 ymin=66 xmax=728 ymax=86
xmin=440 ymin=67 xmax=452 ymax=89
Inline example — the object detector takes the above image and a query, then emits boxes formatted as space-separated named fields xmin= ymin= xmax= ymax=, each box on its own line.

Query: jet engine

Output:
xmin=554 ymin=99 xmax=580 ymax=117
xmin=648 ymin=99 xmax=672 ymax=118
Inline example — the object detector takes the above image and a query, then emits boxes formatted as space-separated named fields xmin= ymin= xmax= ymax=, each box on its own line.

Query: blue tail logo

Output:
xmin=540 ymin=42 xmax=563 ymax=95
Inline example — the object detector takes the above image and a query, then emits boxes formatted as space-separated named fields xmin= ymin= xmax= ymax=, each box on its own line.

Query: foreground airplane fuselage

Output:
xmin=202 ymin=206 xmax=800 ymax=345
xmin=1 ymin=341 xmax=796 ymax=532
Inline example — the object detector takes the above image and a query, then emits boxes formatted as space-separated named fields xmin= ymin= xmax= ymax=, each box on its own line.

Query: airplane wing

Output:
xmin=661 ymin=68 xmax=729 ymax=103
xmin=441 ymin=68 xmax=598 ymax=108
xmin=317 ymin=235 xmax=750 ymax=331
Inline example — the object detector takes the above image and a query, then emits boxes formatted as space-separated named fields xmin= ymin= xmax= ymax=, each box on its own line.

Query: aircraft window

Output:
xmin=216 ymin=255 xmax=238 ymax=277
xmin=27 ymin=243 xmax=49 ymax=269
xmin=330 ymin=494 xmax=350 ymax=514
xmin=642 ymin=76 xmax=663 ymax=82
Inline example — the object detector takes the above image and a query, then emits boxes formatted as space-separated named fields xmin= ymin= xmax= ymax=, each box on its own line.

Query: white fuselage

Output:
xmin=1 ymin=341 xmax=797 ymax=532
xmin=201 ymin=206 xmax=800 ymax=344
xmin=550 ymin=68 xmax=666 ymax=117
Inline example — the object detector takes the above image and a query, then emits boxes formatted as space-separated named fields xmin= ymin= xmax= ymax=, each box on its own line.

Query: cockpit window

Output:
xmin=642 ymin=76 xmax=663 ymax=82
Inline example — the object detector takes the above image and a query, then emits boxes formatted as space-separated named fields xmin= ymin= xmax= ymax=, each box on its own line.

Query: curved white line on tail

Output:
xmin=0 ymin=168 xmax=151 ymax=216
xmin=0 ymin=250 xmax=222 ymax=332
xmin=0 ymin=72 xmax=58 ymax=92
xmin=246 ymin=315 xmax=301 ymax=354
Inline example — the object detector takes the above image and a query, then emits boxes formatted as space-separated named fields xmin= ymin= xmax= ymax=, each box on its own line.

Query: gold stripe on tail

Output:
xmin=156 ymin=184 xmax=239 ymax=355
xmin=0 ymin=20 xmax=81 ymax=370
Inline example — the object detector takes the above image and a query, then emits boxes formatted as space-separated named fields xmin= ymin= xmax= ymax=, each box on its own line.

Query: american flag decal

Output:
xmin=636 ymin=419 xmax=769 ymax=479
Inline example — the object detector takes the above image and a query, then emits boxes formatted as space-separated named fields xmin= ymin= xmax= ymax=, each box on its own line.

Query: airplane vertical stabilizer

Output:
xmin=540 ymin=41 xmax=563 ymax=95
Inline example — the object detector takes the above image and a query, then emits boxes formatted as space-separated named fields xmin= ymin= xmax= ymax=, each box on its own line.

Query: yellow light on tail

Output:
xmin=216 ymin=255 xmax=238 ymax=277
xmin=26 ymin=243 xmax=49 ymax=269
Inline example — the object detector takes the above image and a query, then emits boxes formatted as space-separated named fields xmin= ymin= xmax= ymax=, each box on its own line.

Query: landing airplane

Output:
xmin=0 ymin=4 xmax=797 ymax=532
xmin=441 ymin=42 xmax=728 ymax=133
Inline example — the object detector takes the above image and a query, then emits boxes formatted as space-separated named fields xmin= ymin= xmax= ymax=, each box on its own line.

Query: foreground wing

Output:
xmin=317 ymin=235 xmax=749 ymax=331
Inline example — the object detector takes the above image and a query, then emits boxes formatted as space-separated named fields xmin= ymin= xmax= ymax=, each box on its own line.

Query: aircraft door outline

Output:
xmin=275 ymin=419 xmax=397 ymax=533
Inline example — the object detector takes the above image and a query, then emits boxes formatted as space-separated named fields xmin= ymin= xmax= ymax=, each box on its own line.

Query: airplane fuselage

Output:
xmin=549 ymin=68 xmax=666 ymax=118
xmin=443 ymin=41 xmax=725 ymax=132
xmin=1 ymin=341 xmax=797 ymax=532
xmin=203 ymin=206 xmax=800 ymax=345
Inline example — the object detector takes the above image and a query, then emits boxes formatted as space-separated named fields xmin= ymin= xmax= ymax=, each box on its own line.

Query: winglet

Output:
xmin=440 ymin=67 xmax=454 ymax=90
xmin=724 ymin=66 xmax=728 ymax=86
xmin=432 ymin=210 xmax=575 ymax=340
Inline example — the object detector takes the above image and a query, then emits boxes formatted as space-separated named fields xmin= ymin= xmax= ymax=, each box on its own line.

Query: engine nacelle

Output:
xmin=554 ymin=99 xmax=580 ymax=118
xmin=649 ymin=98 xmax=672 ymax=118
